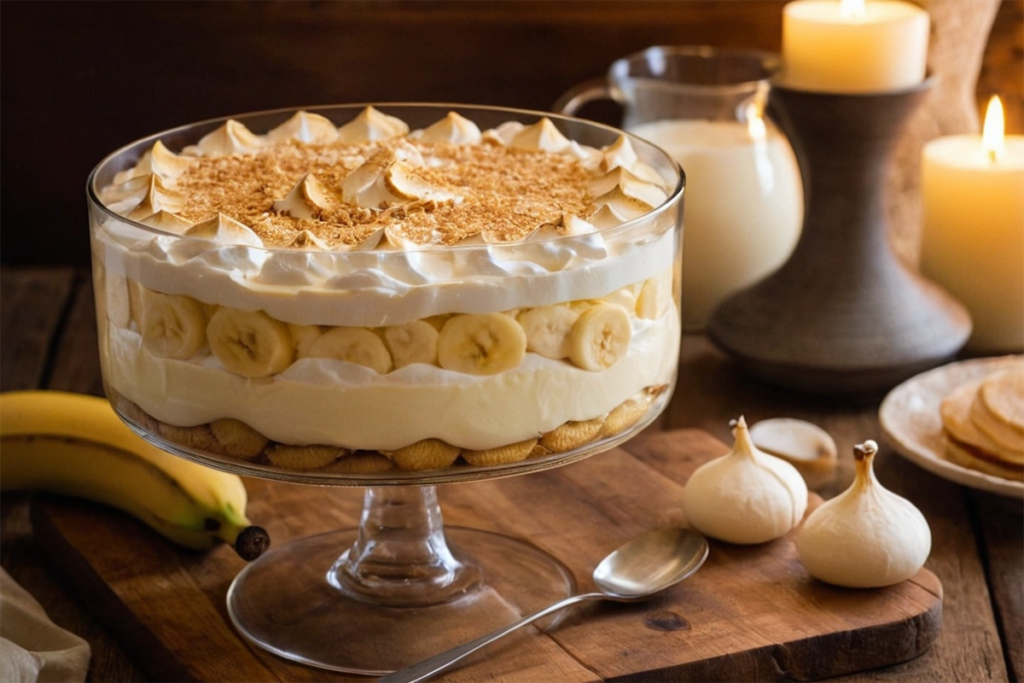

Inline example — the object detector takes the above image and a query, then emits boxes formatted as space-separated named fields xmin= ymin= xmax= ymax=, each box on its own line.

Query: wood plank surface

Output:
xmin=1 ymin=267 xmax=1020 ymax=683
xmin=33 ymin=430 xmax=942 ymax=683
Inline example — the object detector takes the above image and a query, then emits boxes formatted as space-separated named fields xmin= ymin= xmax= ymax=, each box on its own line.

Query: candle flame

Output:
xmin=840 ymin=0 xmax=866 ymax=19
xmin=982 ymin=95 xmax=1005 ymax=163
xmin=746 ymin=102 xmax=767 ymax=142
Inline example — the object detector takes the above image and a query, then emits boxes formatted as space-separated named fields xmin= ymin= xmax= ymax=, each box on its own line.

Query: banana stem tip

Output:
xmin=235 ymin=525 xmax=271 ymax=561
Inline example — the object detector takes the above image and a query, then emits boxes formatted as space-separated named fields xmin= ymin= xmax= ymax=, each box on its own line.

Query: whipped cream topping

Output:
xmin=96 ymin=210 xmax=675 ymax=326
xmin=104 ymin=307 xmax=679 ymax=451
xmin=94 ymin=108 xmax=680 ymax=324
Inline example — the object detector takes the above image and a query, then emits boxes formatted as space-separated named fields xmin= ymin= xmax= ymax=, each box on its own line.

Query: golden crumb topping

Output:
xmin=170 ymin=138 xmax=595 ymax=248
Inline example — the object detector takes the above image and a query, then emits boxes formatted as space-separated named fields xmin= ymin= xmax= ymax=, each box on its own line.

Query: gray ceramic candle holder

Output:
xmin=707 ymin=78 xmax=971 ymax=395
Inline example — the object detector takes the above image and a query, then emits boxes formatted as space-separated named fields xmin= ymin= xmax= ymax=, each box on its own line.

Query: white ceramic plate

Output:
xmin=879 ymin=355 xmax=1023 ymax=500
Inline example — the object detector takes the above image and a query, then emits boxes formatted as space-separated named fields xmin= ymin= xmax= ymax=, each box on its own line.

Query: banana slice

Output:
xmin=288 ymin=324 xmax=323 ymax=359
xmin=636 ymin=269 xmax=673 ymax=320
xmin=140 ymin=290 xmax=207 ymax=360
xmin=127 ymin=279 xmax=145 ymax=330
xmin=600 ymin=286 xmax=637 ymax=312
xmin=207 ymin=308 xmax=295 ymax=378
xmin=307 ymin=327 xmax=393 ymax=374
xmin=105 ymin=271 xmax=132 ymax=329
xmin=517 ymin=305 xmax=581 ymax=360
xmin=383 ymin=320 xmax=439 ymax=368
xmin=437 ymin=313 xmax=526 ymax=375
xmin=569 ymin=303 xmax=632 ymax=371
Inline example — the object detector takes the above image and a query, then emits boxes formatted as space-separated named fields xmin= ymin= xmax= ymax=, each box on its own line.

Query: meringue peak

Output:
xmin=420 ymin=111 xmax=482 ymax=144
xmin=337 ymin=106 xmax=410 ymax=143
xmin=188 ymin=120 xmax=265 ymax=157
xmin=510 ymin=118 xmax=571 ymax=153
xmin=186 ymin=213 xmax=264 ymax=247
xmin=138 ymin=210 xmax=194 ymax=234
xmin=587 ymin=167 xmax=668 ymax=221
xmin=273 ymin=173 xmax=335 ymax=219
xmin=113 ymin=140 xmax=196 ymax=185
xmin=268 ymin=111 xmax=340 ymax=144
xmin=126 ymin=174 xmax=185 ymax=220
xmin=342 ymin=147 xmax=454 ymax=209
xmin=287 ymin=230 xmax=332 ymax=250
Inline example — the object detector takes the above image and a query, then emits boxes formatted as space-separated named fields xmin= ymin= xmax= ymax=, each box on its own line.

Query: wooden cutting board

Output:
xmin=31 ymin=429 xmax=942 ymax=682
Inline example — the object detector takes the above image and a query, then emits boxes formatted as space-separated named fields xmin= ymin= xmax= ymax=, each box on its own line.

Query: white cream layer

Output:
xmin=91 ymin=210 xmax=677 ymax=327
xmin=104 ymin=308 xmax=679 ymax=451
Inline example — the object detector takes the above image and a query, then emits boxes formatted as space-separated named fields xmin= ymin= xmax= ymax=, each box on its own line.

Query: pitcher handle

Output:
xmin=553 ymin=78 xmax=618 ymax=116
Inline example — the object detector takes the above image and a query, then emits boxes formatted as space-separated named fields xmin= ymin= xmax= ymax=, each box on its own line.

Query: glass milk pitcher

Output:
xmin=558 ymin=46 xmax=803 ymax=331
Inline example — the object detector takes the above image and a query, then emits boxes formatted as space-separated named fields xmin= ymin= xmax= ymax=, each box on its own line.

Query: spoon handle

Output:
xmin=378 ymin=592 xmax=602 ymax=683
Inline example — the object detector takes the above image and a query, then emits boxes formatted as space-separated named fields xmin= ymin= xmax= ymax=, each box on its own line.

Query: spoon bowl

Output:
xmin=595 ymin=527 xmax=710 ymax=599
xmin=380 ymin=527 xmax=709 ymax=683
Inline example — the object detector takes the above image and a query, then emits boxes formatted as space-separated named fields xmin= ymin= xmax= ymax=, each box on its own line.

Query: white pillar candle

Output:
xmin=629 ymin=117 xmax=803 ymax=331
xmin=920 ymin=97 xmax=1024 ymax=353
xmin=781 ymin=0 xmax=929 ymax=93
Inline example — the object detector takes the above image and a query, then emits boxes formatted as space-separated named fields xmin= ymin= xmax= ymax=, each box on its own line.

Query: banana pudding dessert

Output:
xmin=89 ymin=105 xmax=683 ymax=477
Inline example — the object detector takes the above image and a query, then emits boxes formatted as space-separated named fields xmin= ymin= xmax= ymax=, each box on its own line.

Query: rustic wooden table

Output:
xmin=2 ymin=267 xmax=1021 ymax=682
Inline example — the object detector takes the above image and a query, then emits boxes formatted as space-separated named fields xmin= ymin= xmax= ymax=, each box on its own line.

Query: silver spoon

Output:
xmin=378 ymin=527 xmax=709 ymax=683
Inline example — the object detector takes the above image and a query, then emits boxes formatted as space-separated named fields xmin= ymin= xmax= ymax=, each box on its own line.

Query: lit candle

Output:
xmin=629 ymin=107 xmax=803 ymax=330
xmin=781 ymin=0 xmax=929 ymax=93
xmin=920 ymin=96 xmax=1024 ymax=353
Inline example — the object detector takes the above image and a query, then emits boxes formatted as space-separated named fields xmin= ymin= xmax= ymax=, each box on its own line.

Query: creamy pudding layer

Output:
xmin=103 ymin=309 xmax=678 ymax=451
xmin=93 ymin=223 xmax=675 ymax=327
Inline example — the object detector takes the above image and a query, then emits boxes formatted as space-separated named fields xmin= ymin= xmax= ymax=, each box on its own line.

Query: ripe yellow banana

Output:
xmin=0 ymin=391 xmax=269 ymax=560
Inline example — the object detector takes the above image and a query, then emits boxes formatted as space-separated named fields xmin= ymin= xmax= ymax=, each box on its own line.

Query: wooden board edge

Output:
xmin=30 ymin=496 xmax=202 ymax=683
xmin=605 ymin=582 xmax=942 ymax=682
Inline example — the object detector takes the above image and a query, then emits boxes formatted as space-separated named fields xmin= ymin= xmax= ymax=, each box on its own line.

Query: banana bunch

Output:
xmin=0 ymin=391 xmax=269 ymax=560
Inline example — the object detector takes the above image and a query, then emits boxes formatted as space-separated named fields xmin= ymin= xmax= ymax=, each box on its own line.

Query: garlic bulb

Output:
xmin=682 ymin=417 xmax=808 ymax=544
xmin=796 ymin=440 xmax=931 ymax=588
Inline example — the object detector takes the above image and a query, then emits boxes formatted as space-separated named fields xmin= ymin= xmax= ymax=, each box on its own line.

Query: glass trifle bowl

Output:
xmin=88 ymin=103 xmax=684 ymax=673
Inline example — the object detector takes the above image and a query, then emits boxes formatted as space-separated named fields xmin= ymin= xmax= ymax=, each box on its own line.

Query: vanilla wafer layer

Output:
xmin=111 ymin=385 xmax=668 ymax=473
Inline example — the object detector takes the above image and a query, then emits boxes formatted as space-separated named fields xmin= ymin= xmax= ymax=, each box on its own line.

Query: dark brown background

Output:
xmin=2 ymin=0 xmax=1021 ymax=267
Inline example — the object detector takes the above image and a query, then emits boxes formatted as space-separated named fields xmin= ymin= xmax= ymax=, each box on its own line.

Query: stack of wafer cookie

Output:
xmin=940 ymin=365 xmax=1024 ymax=482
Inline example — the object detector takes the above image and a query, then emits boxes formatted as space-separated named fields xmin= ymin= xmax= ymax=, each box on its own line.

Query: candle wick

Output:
xmin=988 ymin=147 xmax=998 ymax=164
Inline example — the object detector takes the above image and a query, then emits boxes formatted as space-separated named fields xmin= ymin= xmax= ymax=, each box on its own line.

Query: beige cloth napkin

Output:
xmin=0 ymin=569 xmax=90 ymax=683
